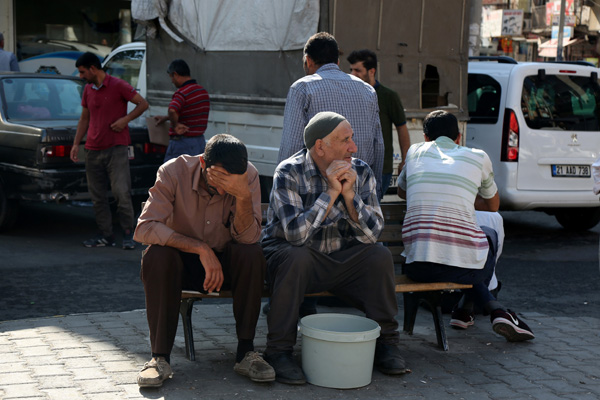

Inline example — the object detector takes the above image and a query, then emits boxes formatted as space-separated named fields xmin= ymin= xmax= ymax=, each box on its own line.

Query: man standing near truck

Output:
xmin=71 ymin=52 xmax=148 ymax=249
xmin=347 ymin=49 xmax=410 ymax=197
xmin=0 ymin=32 xmax=19 ymax=72
xmin=278 ymin=32 xmax=384 ymax=198
xmin=154 ymin=59 xmax=210 ymax=162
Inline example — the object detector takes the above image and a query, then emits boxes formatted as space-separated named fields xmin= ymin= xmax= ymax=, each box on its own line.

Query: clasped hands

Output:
xmin=326 ymin=160 xmax=357 ymax=200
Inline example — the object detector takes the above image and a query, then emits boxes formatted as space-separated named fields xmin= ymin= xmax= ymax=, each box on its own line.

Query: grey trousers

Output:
xmin=85 ymin=145 xmax=134 ymax=237
xmin=263 ymin=242 xmax=399 ymax=353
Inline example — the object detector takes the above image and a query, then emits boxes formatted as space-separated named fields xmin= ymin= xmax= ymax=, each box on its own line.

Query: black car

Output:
xmin=0 ymin=72 xmax=165 ymax=231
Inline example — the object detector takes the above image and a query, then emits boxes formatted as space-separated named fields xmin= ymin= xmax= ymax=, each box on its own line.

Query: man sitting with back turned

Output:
xmin=397 ymin=110 xmax=535 ymax=342
xmin=262 ymin=111 xmax=408 ymax=385
xmin=134 ymin=134 xmax=274 ymax=387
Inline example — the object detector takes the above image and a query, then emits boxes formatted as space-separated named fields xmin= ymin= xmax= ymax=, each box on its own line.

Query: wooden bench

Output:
xmin=179 ymin=203 xmax=472 ymax=360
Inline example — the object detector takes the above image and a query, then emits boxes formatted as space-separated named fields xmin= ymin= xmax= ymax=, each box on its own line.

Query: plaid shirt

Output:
xmin=278 ymin=63 xmax=384 ymax=197
xmin=262 ymin=149 xmax=384 ymax=254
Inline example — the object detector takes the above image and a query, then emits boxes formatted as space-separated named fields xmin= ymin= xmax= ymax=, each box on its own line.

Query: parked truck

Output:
xmin=105 ymin=0 xmax=470 ymax=200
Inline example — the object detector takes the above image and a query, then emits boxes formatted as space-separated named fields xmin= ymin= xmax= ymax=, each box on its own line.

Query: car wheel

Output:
xmin=0 ymin=181 xmax=19 ymax=231
xmin=555 ymin=207 xmax=600 ymax=231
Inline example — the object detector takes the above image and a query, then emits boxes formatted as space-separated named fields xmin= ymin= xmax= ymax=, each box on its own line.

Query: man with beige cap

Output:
xmin=261 ymin=111 xmax=408 ymax=385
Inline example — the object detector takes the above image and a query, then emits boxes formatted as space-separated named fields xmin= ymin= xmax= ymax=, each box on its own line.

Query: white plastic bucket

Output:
xmin=299 ymin=313 xmax=381 ymax=389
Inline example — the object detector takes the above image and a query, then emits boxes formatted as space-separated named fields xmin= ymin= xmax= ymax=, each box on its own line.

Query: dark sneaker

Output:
xmin=450 ymin=307 xmax=475 ymax=330
xmin=83 ymin=235 xmax=115 ymax=248
xmin=491 ymin=309 xmax=535 ymax=342
xmin=122 ymin=230 xmax=135 ymax=250
xmin=374 ymin=342 xmax=410 ymax=375
xmin=264 ymin=351 xmax=306 ymax=385
xmin=234 ymin=351 xmax=275 ymax=382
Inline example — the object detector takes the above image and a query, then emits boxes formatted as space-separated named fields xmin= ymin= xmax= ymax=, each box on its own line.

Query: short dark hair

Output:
xmin=304 ymin=32 xmax=339 ymax=66
xmin=346 ymin=49 xmax=377 ymax=71
xmin=167 ymin=59 xmax=191 ymax=77
xmin=423 ymin=110 xmax=460 ymax=141
xmin=75 ymin=52 xmax=101 ymax=69
xmin=203 ymin=134 xmax=248 ymax=174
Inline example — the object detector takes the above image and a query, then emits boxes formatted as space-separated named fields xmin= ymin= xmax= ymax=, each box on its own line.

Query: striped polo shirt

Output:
xmin=168 ymin=80 xmax=210 ymax=137
xmin=398 ymin=136 xmax=498 ymax=269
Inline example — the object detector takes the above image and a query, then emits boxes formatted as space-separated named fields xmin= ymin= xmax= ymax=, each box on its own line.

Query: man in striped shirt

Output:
xmin=397 ymin=110 xmax=534 ymax=342
xmin=262 ymin=112 xmax=407 ymax=385
xmin=155 ymin=59 xmax=210 ymax=162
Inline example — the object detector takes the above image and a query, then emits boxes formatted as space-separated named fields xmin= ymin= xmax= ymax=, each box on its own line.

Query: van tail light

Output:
xmin=144 ymin=143 xmax=167 ymax=154
xmin=43 ymin=145 xmax=73 ymax=158
xmin=501 ymin=109 xmax=519 ymax=162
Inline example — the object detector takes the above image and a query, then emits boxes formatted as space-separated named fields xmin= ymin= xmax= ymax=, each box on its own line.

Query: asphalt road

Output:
xmin=0 ymin=201 xmax=599 ymax=321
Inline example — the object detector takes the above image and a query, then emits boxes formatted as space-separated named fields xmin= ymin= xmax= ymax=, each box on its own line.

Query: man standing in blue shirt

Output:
xmin=0 ymin=33 xmax=19 ymax=72
xmin=278 ymin=32 xmax=384 ymax=198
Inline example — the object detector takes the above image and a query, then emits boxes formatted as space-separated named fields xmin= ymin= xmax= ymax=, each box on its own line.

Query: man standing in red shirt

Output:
xmin=71 ymin=52 xmax=149 ymax=249
xmin=154 ymin=59 xmax=210 ymax=162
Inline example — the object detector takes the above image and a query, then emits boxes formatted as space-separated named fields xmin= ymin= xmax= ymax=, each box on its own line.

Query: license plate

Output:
xmin=551 ymin=164 xmax=590 ymax=177
xmin=128 ymin=145 xmax=135 ymax=160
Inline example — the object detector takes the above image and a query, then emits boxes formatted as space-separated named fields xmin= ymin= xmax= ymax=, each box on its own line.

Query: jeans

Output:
xmin=380 ymin=173 xmax=393 ymax=199
xmin=164 ymin=135 xmax=206 ymax=163
xmin=85 ymin=145 xmax=134 ymax=237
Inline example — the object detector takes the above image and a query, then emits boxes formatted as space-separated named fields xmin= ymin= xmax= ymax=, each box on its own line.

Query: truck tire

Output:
xmin=0 ymin=181 xmax=18 ymax=232
xmin=555 ymin=207 xmax=600 ymax=231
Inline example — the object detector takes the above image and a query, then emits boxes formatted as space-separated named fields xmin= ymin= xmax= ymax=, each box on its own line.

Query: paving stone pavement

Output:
xmin=0 ymin=303 xmax=599 ymax=400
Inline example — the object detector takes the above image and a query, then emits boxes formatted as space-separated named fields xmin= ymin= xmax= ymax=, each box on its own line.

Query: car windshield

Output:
xmin=0 ymin=77 xmax=84 ymax=121
xmin=521 ymin=74 xmax=600 ymax=131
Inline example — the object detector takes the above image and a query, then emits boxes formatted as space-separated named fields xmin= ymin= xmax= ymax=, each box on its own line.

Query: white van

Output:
xmin=467 ymin=57 xmax=600 ymax=230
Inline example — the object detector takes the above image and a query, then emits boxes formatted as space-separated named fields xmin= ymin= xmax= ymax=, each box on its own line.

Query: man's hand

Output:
xmin=206 ymin=166 xmax=251 ymax=200
xmin=154 ymin=115 xmax=168 ymax=125
xmin=174 ymin=122 xmax=189 ymax=135
xmin=198 ymin=244 xmax=224 ymax=293
xmin=110 ymin=117 xmax=129 ymax=132
xmin=339 ymin=167 xmax=357 ymax=200
xmin=325 ymin=160 xmax=350 ymax=197
xmin=70 ymin=145 xmax=79 ymax=162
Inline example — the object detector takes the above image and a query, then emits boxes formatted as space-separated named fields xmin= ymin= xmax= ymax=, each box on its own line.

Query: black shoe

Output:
xmin=264 ymin=351 xmax=306 ymax=385
xmin=374 ymin=343 xmax=410 ymax=375
xmin=490 ymin=309 xmax=535 ymax=342
xmin=262 ymin=302 xmax=270 ymax=315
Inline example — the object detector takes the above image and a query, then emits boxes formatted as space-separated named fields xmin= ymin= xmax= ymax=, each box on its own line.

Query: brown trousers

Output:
xmin=140 ymin=243 xmax=266 ymax=355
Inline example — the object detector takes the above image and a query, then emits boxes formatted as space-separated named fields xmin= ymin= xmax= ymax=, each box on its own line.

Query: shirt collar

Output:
xmin=180 ymin=79 xmax=197 ymax=88
xmin=302 ymin=149 xmax=323 ymax=181
xmin=315 ymin=63 xmax=340 ymax=74
xmin=91 ymin=74 xmax=111 ymax=90
xmin=434 ymin=136 xmax=458 ymax=148
xmin=191 ymin=157 xmax=210 ymax=197
xmin=374 ymin=80 xmax=381 ymax=89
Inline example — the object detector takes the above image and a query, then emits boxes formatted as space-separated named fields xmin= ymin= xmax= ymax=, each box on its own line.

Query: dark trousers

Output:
xmin=404 ymin=226 xmax=499 ymax=307
xmin=85 ymin=145 xmax=134 ymax=237
xmin=263 ymin=242 xmax=399 ymax=353
xmin=140 ymin=243 xmax=266 ymax=355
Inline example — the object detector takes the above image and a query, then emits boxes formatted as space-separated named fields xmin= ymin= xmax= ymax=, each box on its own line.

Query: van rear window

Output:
xmin=468 ymin=74 xmax=502 ymax=124
xmin=521 ymin=74 xmax=600 ymax=131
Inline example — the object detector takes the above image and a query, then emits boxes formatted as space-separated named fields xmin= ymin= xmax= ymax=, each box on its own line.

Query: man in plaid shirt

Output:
xmin=262 ymin=112 xmax=408 ymax=385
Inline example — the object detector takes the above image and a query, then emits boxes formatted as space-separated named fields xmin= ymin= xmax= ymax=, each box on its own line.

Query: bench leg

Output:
xmin=402 ymin=291 xmax=449 ymax=351
xmin=179 ymin=298 xmax=199 ymax=361
xmin=402 ymin=292 xmax=420 ymax=335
